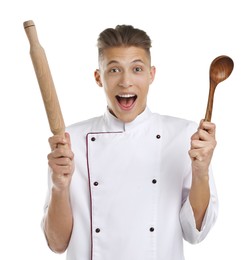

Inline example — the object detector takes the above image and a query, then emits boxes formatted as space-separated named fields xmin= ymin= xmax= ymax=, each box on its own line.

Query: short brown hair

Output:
xmin=97 ymin=25 xmax=152 ymax=60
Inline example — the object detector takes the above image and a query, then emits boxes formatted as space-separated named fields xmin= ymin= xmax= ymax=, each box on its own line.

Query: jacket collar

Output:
xmin=104 ymin=107 xmax=152 ymax=132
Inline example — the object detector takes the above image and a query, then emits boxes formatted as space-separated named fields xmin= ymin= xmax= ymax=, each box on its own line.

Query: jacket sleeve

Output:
xmin=179 ymin=166 xmax=218 ymax=244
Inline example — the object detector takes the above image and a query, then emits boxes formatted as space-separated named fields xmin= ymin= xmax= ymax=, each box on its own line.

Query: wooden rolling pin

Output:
xmin=23 ymin=20 xmax=65 ymax=136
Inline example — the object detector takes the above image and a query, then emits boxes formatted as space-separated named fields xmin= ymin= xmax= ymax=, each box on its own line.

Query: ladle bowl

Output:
xmin=205 ymin=55 xmax=234 ymax=122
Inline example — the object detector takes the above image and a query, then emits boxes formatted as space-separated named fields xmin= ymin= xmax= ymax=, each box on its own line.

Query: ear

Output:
xmin=149 ymin=66 xmax=156 ymax=84
xmin=94 ymin=69 xmax=102 ymax=87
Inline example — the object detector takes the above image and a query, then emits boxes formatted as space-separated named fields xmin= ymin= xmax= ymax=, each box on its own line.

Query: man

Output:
xmin=44 ymin=25 xmax=218 ymax=260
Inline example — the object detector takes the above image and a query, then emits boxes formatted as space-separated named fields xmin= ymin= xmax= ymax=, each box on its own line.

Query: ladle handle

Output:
xmin=204 ymin=80 xmax=216 ymax=122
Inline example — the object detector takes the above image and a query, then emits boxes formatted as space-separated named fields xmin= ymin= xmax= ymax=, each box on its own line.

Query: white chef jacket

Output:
xmin=43 ymin=107 xmax=218 ymax=260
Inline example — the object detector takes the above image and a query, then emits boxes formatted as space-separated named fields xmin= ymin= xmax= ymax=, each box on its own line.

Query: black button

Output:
xmin=94 ymin=181 xmax=99 ymax=186
xmin=152 ymin=179 xmax=157 ymax=184
xmin=156 ymin=134 xmax=161 ymax=139
xmin=91 ymin=137 xmax=96 ymax=141
xmin=95 ymin=228 xmax=100 ymax=233
xmin=150 ymin=227 xmax=155 ymax=232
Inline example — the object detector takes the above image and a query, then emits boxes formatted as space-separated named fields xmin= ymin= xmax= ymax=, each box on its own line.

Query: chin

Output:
xmin=116 ymin=112 xmax=138 ymax=123
xmin=114 ymin=106 xmax=146 ymax=123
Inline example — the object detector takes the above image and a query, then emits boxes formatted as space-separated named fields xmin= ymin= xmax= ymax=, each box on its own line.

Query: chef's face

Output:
xmin=94 ymin=46 xmax=156 ymax=123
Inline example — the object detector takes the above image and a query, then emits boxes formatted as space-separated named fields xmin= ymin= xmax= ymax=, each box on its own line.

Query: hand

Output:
xmin=188 ymin=120 xmax=217 ymax=177
xmin=47 ymin=132 xmax=75 ymax=191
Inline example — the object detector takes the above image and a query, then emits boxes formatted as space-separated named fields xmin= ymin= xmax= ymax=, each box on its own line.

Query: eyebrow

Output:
xmin=106 ymin=59 xmax=145 ymax=66
xmin=106 ymin=60 xmax=119 ymax=66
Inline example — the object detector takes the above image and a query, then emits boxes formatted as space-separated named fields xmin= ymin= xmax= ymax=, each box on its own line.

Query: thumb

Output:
xmin=64 ymin=132 xmax=72 ymax=149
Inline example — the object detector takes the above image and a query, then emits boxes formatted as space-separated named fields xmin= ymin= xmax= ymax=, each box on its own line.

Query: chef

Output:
xmin=43 ymin=25 xmax=218 ymax=260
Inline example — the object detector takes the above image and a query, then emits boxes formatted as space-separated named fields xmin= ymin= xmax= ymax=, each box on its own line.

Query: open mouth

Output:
xmin=116 ymin=94 xmax=137 ymax=110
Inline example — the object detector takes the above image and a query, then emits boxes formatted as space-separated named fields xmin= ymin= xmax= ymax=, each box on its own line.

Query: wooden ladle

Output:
xmin=205 ymin=55 xmax=234 ymax=122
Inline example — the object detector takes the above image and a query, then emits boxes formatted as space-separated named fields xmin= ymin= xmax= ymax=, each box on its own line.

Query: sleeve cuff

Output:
xmin=180 ymin=196 xmax=217 ymax=244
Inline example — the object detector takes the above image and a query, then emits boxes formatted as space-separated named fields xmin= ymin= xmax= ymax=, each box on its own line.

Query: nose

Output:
xmin=118 ymin=71 xmax=133 ymax=88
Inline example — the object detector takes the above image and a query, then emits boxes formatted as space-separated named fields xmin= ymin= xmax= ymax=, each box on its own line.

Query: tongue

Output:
xmin=119 ymin=97 xmax=135 ymax=108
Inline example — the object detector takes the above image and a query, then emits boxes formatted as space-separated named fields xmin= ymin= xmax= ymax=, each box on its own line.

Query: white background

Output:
xmin=1 ymin=0 xmax=251 ymax=259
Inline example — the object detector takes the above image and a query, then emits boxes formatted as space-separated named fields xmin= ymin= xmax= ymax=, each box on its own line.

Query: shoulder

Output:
xmin=152 ymin=112 xmax=197 ymax=130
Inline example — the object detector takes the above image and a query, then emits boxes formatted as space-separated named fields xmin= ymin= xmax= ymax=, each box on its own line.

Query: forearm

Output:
xmin=188 ymin=120 xmax=216 ymax=231
xmin=44 ymin=187 xmax=73 ymax=253
xmin=189 ymin=173 xmax=210 ymax=231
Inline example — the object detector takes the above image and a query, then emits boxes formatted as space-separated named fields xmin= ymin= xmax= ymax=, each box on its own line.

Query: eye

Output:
xmin=109 ymin=67 xmax=120 ymax=73
xmin=134 ymin=66 xmax=143 ymax=72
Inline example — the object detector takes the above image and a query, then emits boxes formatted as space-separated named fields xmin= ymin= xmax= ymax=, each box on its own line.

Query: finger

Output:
xmin=191 ymin=142 xmax=217 ymax=155
xmin=191 ymin=131 xmax=199 ymax=141
xmin=199 ymin=121 xmax=216 ymax=135
xmin=191 ymin=139 xmax=205 ymax=149
xmin=197 ymin=129 xmax=211 ymax=141
xmin=49 ymin=156 xmax=73 ymax=167
xmin=189 ymin=145 xmax=215 ymax=161
xmin=191 ymin=129 xmax=210 ymax=142
xmin=48 ymin=135 xmax=67 ymax=150
xmin=48 ymin=148 xmax=74 ymax=160
xmin=48 ymin=155 xmax=74 ymax=171
xmin=188 ymin=149 xmax=204 ymax=162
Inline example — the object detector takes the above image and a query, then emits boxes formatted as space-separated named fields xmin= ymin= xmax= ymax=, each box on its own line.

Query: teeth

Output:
xmin=118 ymin=94 xmax=136 ymax=98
